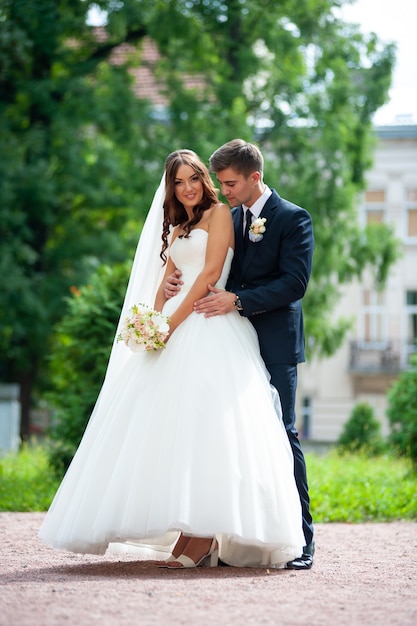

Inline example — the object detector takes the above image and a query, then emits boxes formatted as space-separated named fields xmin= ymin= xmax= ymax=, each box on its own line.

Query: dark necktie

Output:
xmin=244 ymin=209 xmax=252 ymax=251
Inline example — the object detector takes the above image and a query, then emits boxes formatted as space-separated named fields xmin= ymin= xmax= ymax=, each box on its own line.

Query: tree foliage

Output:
xmin=387 ymin=355 xmax=417 ymax=471
xmin=337 ymin=401 xmax=385 ymax=455
xmin=1 ymin=0 xmax=398 ymax=436
xmin=0 ymin=0 xmax=159 ymax=435
xmin=46 ymin=263 xmax=130 ymax=473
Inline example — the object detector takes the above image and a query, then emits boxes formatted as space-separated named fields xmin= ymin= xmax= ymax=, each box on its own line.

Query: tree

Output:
xmin=155 ymin=0 xmax=399 ymax=357
xmin=0 ymin=0 xmax=160 ymax=436
xmin=105 ymin=0 xmax=399 ymax=356
xmin=1 ymin=0 xmax=398 ymax=437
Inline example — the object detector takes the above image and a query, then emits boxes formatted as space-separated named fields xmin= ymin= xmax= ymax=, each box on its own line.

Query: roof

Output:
xmin=375 ymin=113 xmax=417 ymax=138
xmin=375 ymin=124 xmax=417 ymax=139
xmin=94 ymin=29 xmax=205 ymax=106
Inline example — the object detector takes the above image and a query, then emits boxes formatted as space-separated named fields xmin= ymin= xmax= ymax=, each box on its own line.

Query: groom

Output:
xmin=167 ymin=139 xmax=315 ymax=569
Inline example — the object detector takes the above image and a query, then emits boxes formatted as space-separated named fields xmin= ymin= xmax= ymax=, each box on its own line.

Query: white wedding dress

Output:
xmin=39 ymin=229 xmax=304 ymax=567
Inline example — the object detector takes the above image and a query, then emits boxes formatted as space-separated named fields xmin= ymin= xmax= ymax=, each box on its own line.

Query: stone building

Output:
xmin=297 ymin=119 xmax=417 ymax=444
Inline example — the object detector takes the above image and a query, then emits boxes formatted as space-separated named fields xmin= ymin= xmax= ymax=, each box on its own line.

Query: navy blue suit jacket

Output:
xmin=226 ymin=189 xmax=314 ymax=366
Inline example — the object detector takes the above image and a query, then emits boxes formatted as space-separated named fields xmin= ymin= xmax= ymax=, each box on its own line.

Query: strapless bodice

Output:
xmin=169 ymin=229 xmax=233 ymax=294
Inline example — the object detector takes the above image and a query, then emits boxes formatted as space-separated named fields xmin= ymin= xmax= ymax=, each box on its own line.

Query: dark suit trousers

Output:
xmin=267 ymin=363 xmax=314 ymax=547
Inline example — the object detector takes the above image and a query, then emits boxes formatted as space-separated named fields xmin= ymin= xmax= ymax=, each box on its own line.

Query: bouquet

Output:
xmin=117 ymin=304 xmax=170 ymax=352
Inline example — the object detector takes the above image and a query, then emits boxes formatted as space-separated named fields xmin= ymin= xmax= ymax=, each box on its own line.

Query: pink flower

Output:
xmin=117 ymin=304 xmax=170 ymax=353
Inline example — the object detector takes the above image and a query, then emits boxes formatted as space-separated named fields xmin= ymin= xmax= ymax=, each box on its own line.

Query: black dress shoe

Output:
xmin=286 ymin=542 xmax=314 ymax=570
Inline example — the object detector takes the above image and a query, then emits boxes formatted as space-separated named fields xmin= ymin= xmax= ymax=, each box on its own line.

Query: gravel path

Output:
xmin=1 ymin=513 xmax=416 ymax=626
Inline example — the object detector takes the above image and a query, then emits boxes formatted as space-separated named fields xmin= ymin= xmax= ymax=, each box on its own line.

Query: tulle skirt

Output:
xmin=39 ymin=298 xmax=304 ymax=567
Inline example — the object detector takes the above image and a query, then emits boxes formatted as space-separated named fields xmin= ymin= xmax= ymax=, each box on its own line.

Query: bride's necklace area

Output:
xmin=178 ymin=204 xmax=211 ymax=236
xmin=178 ymin=219 xmax=208 ymax=237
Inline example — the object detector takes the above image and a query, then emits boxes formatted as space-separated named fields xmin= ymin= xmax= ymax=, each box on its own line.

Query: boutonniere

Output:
xmin=249 ymin=217 xmax=267 ymax=242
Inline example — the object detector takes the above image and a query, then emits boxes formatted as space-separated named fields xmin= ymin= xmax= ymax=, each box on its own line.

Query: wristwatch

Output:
xmin=234 ymin=296 xmax=243 ymax=312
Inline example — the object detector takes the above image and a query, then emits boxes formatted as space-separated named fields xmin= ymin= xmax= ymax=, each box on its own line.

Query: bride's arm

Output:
xmin=154 ymin=229 xmax=181 ymax=312
xmin=167 ymin=204 xmax=233 ymax=336
xmin=154 ymin=255 xmax=178 ymax=312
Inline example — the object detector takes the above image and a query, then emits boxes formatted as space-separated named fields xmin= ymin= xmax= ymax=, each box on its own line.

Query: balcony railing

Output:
xmin=349 ymin=340 xmax=403 ymax=374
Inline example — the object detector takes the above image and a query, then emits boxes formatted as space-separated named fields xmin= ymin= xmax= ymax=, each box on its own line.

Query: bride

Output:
xmin=39 ymin=149 xmax=304 ymax=568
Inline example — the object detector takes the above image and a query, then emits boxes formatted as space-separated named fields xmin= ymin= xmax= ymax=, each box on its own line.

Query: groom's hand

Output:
xmin=194 ymin=285 xmax=236 ymax=317
xmin=164 ymin=270 xmax=183 ymax=299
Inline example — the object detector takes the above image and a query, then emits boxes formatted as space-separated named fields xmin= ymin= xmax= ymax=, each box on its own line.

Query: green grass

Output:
xmin=1 ymin=444 xmax=416 ymax=521
xmin=306 ymin=451 xmax=417 ymax=522
xmin=0 ymin=442 xmax=61 ymax=512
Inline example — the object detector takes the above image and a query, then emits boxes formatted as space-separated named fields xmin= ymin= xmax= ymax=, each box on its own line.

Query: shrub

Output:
xmin=337 ymin=401 xmax=385 ymax=454
xmin=387 ymin=354 xmax=417 ymax=470
xmin=0 ymin=443 xmax=60 ymax=511
xmin=46 ymin=262 xmax=130 ymax=474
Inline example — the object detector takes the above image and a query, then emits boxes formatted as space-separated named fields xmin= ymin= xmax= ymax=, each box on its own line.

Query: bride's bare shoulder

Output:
xmin=213 ymin=201 xmax=230 ymax=211
xmin=210 ymin=202 xmax=232 ymax=219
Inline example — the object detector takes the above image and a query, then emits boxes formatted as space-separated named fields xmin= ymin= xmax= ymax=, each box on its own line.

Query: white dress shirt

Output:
xmin=243 ymin=186 xmax=272 ymax=232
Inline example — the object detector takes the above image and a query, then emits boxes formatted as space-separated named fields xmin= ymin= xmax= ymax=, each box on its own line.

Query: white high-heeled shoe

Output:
xmin=154 ymin=533 xmax=191 ymax=566
xmin=159 ymin=537 xmax=219 ymax=569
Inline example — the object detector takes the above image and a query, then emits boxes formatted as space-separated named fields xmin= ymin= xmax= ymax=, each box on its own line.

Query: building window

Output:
xmin=361 ymin=289 xmax=386 ymax=343
xmin=406 ymin=190 xmax=417 ymax=238
xmin=406 ymin=290 xmax=417 ymax=361
xmin=407 ymin=210 xmax=417 ymax=237
xmin=364 ymin=190 xmax=385 ymax=225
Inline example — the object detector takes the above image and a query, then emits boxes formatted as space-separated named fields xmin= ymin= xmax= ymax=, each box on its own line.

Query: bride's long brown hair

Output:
xmin=160 ymin=150 xmax=219 ymax=264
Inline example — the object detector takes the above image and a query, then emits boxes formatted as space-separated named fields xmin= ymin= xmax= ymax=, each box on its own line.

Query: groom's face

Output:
xmin=215 ymin=167 xmax=261 ymax=208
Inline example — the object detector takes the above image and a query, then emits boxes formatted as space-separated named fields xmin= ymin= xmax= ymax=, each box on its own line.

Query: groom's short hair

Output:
xmin=209 ymin=139 xmax=264 ymax=178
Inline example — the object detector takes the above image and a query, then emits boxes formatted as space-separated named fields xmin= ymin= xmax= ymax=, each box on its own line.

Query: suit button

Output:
xmin=241 ymin=283 xmax=246 ymax=288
